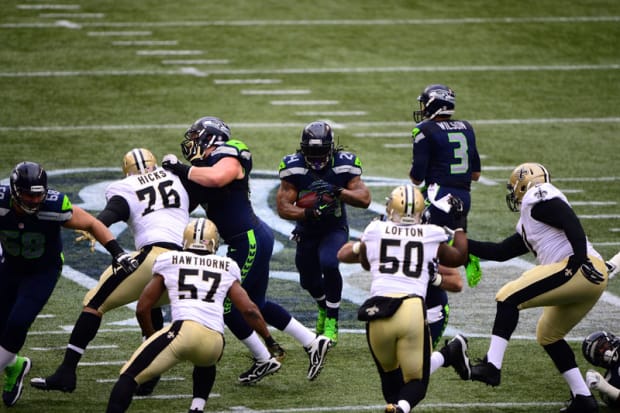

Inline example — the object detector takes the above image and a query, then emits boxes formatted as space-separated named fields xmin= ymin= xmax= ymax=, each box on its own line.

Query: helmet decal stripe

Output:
xmin=132 ymin=149 xmax=146 ymax=175
xmin=195 ymin=217 xmax=205 ymax=244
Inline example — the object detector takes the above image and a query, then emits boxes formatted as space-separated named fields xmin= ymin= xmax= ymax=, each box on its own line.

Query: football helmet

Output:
xmin=413 ymin=84 xmax=456 ymax=123
xmin=122 ymin=148 xmax=157 ymax=176
xmin=181 ymin=116 xmax=231 ymax=162
xmin=183 ymin=217 xmax=220 ymax=254
xmin=506 ymin=162 xmax=550 ymax=212
xmin=10 ymin=161 xmax=48 ymax=215
xmin=582 ymin=330 xmax=620 ymax=368
xmin=385 ymin=184 xmax=425 ymax=224
xmin=300 ymin=121 xmax=334 ymax=171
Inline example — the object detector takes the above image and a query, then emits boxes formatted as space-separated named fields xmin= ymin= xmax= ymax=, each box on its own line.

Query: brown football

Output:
xmin=296 ymin=191 xmax=333 ymax=208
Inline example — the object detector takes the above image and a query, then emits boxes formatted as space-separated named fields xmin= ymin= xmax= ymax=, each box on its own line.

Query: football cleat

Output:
xmin=3 ymin=356 xmax=31 ymax=407
xmin=238 ymin=357 xmax=281 ymax=385
xmin=470 ymin=357 xmax=501 ymax=387
xmin=440 ymin=334 xmax=471 ymax=380
xmin=305 ymin=335 xmax=331 ymax=381
xmin=315 ymin=307 xmax=327 ymax=335
xmin=188 ymin=409 xmax=203 ymax=413
xmin=606 ymin=251 xmax=620 ymax=279
xmin=134 ymin=375 xmax=160 ymax=396
xmin=384 ymin=403 xmax=405 ymax=413
xmin=559 ymin=393 xmax=598 ymax=413
xmin=30 ymin=365 xmax=76 ymax=393
xmin=465 ymin=254 xmax=482 ymax=287
xmin=324 ymin=317 xmax=339 ymax=347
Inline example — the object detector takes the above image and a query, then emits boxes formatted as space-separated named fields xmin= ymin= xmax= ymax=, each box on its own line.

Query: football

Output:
xmin=296 ymin=191 xmax=333 ymax=209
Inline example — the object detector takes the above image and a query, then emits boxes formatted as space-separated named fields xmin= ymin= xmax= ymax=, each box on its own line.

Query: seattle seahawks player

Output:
xmin=162 ymin=116 xmax=331 ymax=384
xmin=583 ymin=330 xmax=620 ymax=409
xmin=466 ymin=163 xmax=607 ymax=413
xmin=106 ymin=218 xmax=280 ymax=413
xmin=31 ymin=148 xmax=190 ymax=396
xmin=410 ymin=83 xmax=482 ymax=350
xmin=276 ymin=120 xmax=371 ymax=345
xmin=0 ymin=161 xmax=137 ymax=407
xmin=337 ymin=185 xmax=469 ymax=413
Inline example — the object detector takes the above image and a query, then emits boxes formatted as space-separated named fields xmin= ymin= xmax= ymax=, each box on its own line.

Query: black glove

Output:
xmin=447 ymin=195 xmax=466 ymax=230
xmin=161 ymin=154 xmax=191 ymax=178
xmin=567 ymin=255 xmax=605 ymax=285
xmin=114 ymin=252 xmax=139 ymax=273
xmin=308 ymin=179 xmax=343 ymax=197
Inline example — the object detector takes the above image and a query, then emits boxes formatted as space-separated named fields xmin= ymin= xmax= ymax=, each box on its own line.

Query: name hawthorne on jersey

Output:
xmin=135 ymin=169 xmax=169 ymax=185
xmin=384 ymin=225 xmax=425 ymax=238
xmin=171 ymin=254 xmax=231 ymax=271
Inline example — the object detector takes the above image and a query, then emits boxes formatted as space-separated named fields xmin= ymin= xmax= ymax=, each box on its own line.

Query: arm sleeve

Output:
xmin=97 ymin=195 xmax=130 ymax=226
xmin=531 ymin=198 xmax=587 ymax=261
xmin=468 ymin=232 xmax=529 ymax=261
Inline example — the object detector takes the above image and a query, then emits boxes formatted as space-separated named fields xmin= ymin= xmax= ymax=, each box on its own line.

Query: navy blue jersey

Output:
xmin=410 ymin=119 xmax=481 ymax=190
xmin=0 ymin=185 xmax=72 ymax=274
xmin=190 ymin=140 xmax=260 ymax=241
xmin=603 ymin=365 xmax=620 ymax=407
xmin=279 ymin=150 xmax=362 ymax=232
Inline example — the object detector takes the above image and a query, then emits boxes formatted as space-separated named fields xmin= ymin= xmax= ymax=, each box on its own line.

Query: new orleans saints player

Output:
xmin=337 ymin=185 xmax=469 ymax=413
xmin=32 ymin=148 xmax=191 ymax=396
xmin=465 ymin=163 xmax=607 ymax=413
xmin=106 ymin=218 xmax=280 ymax=413
xmin=276 ymin=120 xmax=371 ymax=345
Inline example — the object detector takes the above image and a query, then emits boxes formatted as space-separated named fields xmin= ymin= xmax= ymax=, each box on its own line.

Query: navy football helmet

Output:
xmin=583 ymin=330 xmax=620 ymax=368
xmin=10 ymin=161 xmax=48 ymax=214
xmin=181 ymin=116 xmax=231 ymax=162
xmin=300 ymin=121 xmax=334 ymax=171
xmin=413 ymin=84 xmax=456 ymax=123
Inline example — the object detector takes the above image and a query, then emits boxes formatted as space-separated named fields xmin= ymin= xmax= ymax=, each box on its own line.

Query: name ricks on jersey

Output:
xmin=135 ymin=170 xmax=169 ymax=185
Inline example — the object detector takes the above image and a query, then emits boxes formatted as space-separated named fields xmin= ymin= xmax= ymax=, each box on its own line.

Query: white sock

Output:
xmin=563 ymin=367 xmax=591 ymax=396
xmin=430 ymin=351 xmax=445 ymax=375
xmin=283 ymin=318 xmax=315 ymax=347
xmin=486 ymin=335 xmax=508 ymax=369
xmin=241 ymin=332 xmax=271 ymax=362
xmin=189 ymin=397 xmax=206 ymax=411
xmin=397 ymin=400 xmax=411 ymax=413
xmin=0 ymin=346 xmax=16 ymax=371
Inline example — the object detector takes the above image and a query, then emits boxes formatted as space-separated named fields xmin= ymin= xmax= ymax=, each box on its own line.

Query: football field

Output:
xmin=1 ymin=1 xmax=620 ymax=412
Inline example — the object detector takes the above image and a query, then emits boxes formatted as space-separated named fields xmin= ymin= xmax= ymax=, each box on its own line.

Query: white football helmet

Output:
xmin=506 ymin=162 xmax=550 ymax=212
xmin=385 ymin=184 xmax=425 ymax=224
xmin=183 ymin=217 xmax=220 ymax=254
xmin=122 ymin=148 xmax=157 ymax=176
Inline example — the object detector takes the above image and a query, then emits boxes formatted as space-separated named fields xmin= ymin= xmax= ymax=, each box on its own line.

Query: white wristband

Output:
xmin=352 ymin=241 xmax=361 ymax=255
xmin=431 ymin=273 xmax=443 ymax=287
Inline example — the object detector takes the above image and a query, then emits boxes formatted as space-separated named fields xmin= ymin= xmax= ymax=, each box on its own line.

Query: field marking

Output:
xmin=87 ymin=31 xmax=152 ymax=36
xmin=17 ymin=5 xmax=81 ymax=10
xmin=112 ymin=40 xmax=178 ymax=46
xmin=214 ymin=79 xmax=282 ymax=84
xmin=39 ymin=13 xmax=104 ymax=18
xmin=2 ymin=64 xmax=619 ymax=78
xmin=241 ymin=89 xmax=311 ymax=95
xmin=136 ymin=50 xmax=202 ymax=56
xmin=270 ymin=100 xmax=339 ymax=105
xmin=3 ymin=15 xmax=620 ymax=29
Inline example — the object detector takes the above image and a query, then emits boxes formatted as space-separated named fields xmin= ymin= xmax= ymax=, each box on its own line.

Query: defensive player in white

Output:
xmin=32 ymin=148 xmax=193 ymax=395
xmin=465 ymin=163 xmax=607 ymax=413
xmin=338 ymin=185 xmax=469 ymax=413
xmin=105 ymin=217 xmax=279 ymax=413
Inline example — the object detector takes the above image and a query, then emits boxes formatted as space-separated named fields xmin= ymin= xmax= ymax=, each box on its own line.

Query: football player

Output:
xmin=276 ymin=120 xmax=371 ymax=345
xmin=465 ymin=163 xmax=607 ymax=413
xmin=162 ymin=116 xmax=331 ymax=384
xmin=337 ymin=185 xmax=469 ymax=413
xmin=582 ymin=330 xmax=620 ymax=409
xmin=31 ymin=148 xmax=190 ymax=396
xmin=409 ymin=83 xmax=482 ymax=350
xmin=105 ymin=218 xmax=281 ymax=413
xmin=0 ymin=161 xmax=137 ymax=407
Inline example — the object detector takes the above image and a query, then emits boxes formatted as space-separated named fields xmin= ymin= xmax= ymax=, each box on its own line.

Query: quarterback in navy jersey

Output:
xmin=0 ymin=161 xmax=137 ymax=407
xmin=277 ymin=120 xmax=371 ymax=345
xmin=583 ymin=330 xmax=620 ymax=409
xmin=410 ymin=84 xmax=482 ymax=349
xmin=163 ymin=116 xmax=331 ymax=385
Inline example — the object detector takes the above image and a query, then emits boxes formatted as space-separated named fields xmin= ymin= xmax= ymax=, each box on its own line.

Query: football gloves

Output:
xmin=114 ymin=252 xmax=140 ymax=273
xmin=304 ymin=194 xmax=339 ymax=220
xmin=308 ymin=179 xmax=343 ymax=198
xmin=447 ymin=195 xmax=466 ymax=230
xmin=162 ymin=153 xmax=191 ymax=179
xmin=566 ymin=255 xmax=605 ymax=285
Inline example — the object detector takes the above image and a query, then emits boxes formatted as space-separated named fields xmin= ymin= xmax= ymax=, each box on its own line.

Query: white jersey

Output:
xmin=517 ymin=182 xmax=601 ymax=265
xmin=361 ymin=218 xmax=450 ymax=298
xmin=153 ymin=250 xmax=241 ymax=334
xmin=105 ymin=167 xmax=190 ymax=249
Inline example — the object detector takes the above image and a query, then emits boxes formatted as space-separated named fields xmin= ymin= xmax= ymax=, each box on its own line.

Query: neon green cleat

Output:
xmin=3 ymin=356 xmax=31 ymax=407
xmin=465 ymin=254 xmax=482 ymax=288
xmin=324 ymin=317 xmax=338 ymax=347
xmin=315 ymin=307 xmax=327 ymax=335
